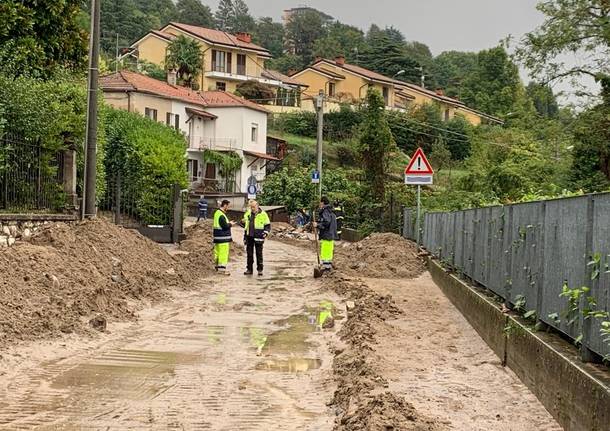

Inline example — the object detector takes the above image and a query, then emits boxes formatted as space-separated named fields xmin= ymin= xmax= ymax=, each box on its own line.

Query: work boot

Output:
xmin=257 ymin=270 xmax=263 ymax=276
xmin=244 ymin=270 xmax=253 ymax=275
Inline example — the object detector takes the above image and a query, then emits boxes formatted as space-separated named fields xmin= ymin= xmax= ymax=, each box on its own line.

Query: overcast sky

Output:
xmin=205 ymin=0 xmax=544 ymax=54
xmin=203 ymin=0 xmax=598 ymax=103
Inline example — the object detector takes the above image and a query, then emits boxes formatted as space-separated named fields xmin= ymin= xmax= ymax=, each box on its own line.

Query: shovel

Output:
xmin=311 ymin=221 xmax=324 ymax=278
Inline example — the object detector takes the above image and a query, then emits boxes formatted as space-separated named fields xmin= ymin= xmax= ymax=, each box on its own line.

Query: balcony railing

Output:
xmin=189 ymin=137 xmax=240 ymax=151
xmin=204 ymin=70 xmax=283 ymax=87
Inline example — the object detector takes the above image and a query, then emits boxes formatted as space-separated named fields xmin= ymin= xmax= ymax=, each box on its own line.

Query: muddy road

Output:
xmin=0 ymin=235 xmax=560 ymax=430
xmin=0 ymin=238 xmax=339 ymax=430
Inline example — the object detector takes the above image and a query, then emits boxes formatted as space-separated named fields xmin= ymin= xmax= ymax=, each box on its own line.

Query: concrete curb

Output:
xmin=428 ymin=258 xmax=610 ymax=431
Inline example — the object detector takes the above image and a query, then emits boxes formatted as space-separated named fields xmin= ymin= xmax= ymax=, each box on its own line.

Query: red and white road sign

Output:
xmin=405 ymin=148 xmax=433 ymax=185
xmin=405 ymin=148 xmax=434 ymax=175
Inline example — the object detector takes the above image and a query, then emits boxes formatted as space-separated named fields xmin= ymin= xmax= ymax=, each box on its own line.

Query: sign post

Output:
xmin=404 ymin=148 xmax=434 ymax=247
xmin=247 ymin=175 xmax=258 ymax=200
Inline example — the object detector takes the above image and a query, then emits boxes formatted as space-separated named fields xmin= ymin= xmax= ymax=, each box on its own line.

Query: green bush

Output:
xmin=103 ymin=108 xmax=187 ymax=224
xmin=0 ymin=73 xmax=106 ymax=208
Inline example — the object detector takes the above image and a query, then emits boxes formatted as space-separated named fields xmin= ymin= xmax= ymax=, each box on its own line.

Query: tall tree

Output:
xmin=285 ymin=9 xmax=329 ymax=64
xmin=515 ymin=0 xmax=610 ymax=86
xmin=176 ymin=0 xmax=215 ymax=28
xmin=313 ymin=22 xmax=366 ymax=63
xmin=165 ymin=35 xmax=203 ymax=87
xmin=432 ymin=51 xmax=478 ymax=98
xmin=0 ymin=0 xmax=88 ymax=78
xmin=215 ymin=0 xmax=234 ymax=31
xmin=461 ymin=47 xmax=524 ymax=116
xmin=570 ymin=78 xmax=610 ymax=189
xmin=361 ymin=26 xmax=422 ymax=85
xmin=526 ymin=82 xmax=560 ymax=118
xmin=358 ymin=88 xmax=396 ymax=205
xmin=254 ymin=17 xmax=284 ymax=58
xmin=231 ymin=0 xmax=255 ymax=33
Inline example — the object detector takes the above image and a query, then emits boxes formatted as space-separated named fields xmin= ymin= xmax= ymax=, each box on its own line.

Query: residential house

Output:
xmin=100 ymin=70 xmax=279 ymax=197
xmin=127 ymin=22 xmax=306 ymax=106
xmin=291 ymin=57 xmax=502 ymax=125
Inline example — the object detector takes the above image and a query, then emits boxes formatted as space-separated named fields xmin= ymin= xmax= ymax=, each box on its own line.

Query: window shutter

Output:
xmin=175 ymin=114 xmax=180 ymax=130
xmin=211 ymin=50 xmax=217 ymax=71
xmin=227 ymin=53 xmax=232 ymax=74
xmin=166 ymin=112 xmax=171 ymax=125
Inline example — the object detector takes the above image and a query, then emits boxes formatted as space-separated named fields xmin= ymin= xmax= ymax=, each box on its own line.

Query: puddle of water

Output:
xmin=51 ymin=349 xmax=201 ymax=394
xmin=255 ymin=358 xmax=322 ymax=373
xmin=263 ymin=301 xmax=337 ymax=355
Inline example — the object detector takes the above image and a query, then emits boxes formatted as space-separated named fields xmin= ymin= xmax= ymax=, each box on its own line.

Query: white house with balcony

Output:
xmin=99 ymin=70 xmax=279 ymax=196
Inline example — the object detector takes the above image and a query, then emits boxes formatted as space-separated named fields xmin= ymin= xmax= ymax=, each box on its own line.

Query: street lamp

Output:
xmin=392 ymin=70 xmax=406 ymax=79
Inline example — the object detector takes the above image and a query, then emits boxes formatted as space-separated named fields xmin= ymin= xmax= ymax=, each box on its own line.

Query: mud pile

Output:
xmin=0 ymin=219 xmax=194 ymax=350
xmin=328 ymin=275 xmax=445 ymax=431
xmin=179 ymin=221 xmax=243 ymax=268
xmin=334 ymin=233 xmax=425 ymax=278
xmin=268 ymin=222 xmax=313 ymax=249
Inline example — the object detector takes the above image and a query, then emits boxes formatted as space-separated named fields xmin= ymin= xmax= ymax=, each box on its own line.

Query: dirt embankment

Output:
xmin=179 ymin=220 xmax=244 ymax=265
xmin=334 ymin=233 xmax=425 ymax=279
xmin=0 ymin=219 xmax=216 ymax=351
xmin=326 ymin=233 xmax=442 ymax=430
xmin=328 ymin=275 xmax=445 ymax=431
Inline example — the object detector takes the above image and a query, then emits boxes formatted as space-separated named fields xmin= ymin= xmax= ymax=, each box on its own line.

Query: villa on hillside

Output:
xmin=124 ymin=22 xmax=307 ymax=107
xmin=100 ymin=70 xmax=280 ymax=198
xmin=290 ymin=56 xmax=503 ymax=126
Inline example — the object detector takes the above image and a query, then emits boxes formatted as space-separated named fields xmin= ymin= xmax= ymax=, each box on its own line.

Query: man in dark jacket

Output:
xmin=197 ymin=195 xmax=208 ymax=222
xmin=315 ymin=196 xmax=339 ymax=271
xmin=241 ymin=200 xmax=271 ymax=276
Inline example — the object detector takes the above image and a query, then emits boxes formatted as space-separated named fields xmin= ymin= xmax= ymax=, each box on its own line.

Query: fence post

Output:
xmin=114 ymin=171 xmax=121 ymax=225
xmin=172 ymin=184 xmax=183 ymax=243
xmin=581 ymin=194 xmax=596 ymax=362
xmin=63 ymin=148 xmax=78 ymax=210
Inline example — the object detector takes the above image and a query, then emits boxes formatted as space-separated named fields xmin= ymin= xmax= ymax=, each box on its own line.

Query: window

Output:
xmin=145 ymin=107 xmax=157 ymax=121
xmin=328 ymin=82 xmax=336 ymax=97
xmin=187 ymin=159 xmax=199 ymax=182
xmin=382 ymin=87 xmax=389 ymax=105
xmin=237 ymin=54 xmax=247 ymax=75
xmin=165 ymin=113 xmax=181 ymax=130
xmin=216 ymin=82 xmax=226 ymax=91
xmin=251 ymin=123 xmax=258 ymax=142
xmin=212 ymin=49 xmax=232 ymax=73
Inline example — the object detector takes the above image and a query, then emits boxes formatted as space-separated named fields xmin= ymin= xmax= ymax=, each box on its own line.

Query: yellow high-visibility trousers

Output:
xmin=214 ymin=243 xmax=230 ymax=269
xmin=320 ymin=240 xmax=334 ymax=269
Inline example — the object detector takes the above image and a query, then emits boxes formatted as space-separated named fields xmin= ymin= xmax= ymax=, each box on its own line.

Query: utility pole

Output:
xmin=115 ymin=33 xmax=119 ymax=73
xmin=83 ymin=0 xmax=100 ymax=219
xmin=315 ymin=90 xmax=324 ymax=199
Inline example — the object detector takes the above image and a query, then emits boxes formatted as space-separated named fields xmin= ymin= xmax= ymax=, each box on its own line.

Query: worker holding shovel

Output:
xmin=313 ymin=196 xmax=339 ymax=275
xmin=213 ymin=199 xmax=235 ymax=275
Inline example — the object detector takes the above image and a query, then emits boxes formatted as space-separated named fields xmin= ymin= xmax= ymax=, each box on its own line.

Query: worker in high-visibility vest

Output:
xmin=213 ymin=199 xmax=235 ymax=275
xmin=241 ymin=200 xmax=271 ymax=276
xmin=333 ymin=200 xmax=344 ymax=240
xmin=314 ymin=196 xmax=339 ymax=272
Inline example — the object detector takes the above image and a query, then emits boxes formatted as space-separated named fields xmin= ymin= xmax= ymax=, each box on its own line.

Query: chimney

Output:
xmin=335 ymin=55 xmax=345 ymax=66
xmin=287 ymin=68 xmax=297 ymax=77
xmin=435 ymin=88 xmax=445 ymax=96
xmin=235 ymin=32 xmax=252 ymax=43
xmin=167 ymin=69 xmax=177 ymax=86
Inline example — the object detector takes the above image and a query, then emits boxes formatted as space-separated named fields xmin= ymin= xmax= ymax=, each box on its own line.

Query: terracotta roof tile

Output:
xmin=99 ymin=71 xmax=269 ymax=113
xmin=166 ymin=22 xmax=271 ymax=57
xmin=262 ymin=69 xmax=308 ymax=87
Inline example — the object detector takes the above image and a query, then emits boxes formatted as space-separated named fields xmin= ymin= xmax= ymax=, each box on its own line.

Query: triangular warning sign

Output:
xmin=405 ymin=148 xmax=434 ymax=175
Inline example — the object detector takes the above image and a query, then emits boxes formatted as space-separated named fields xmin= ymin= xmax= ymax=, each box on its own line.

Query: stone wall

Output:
xmin=0 ymin=214 xmax=77 ymax=247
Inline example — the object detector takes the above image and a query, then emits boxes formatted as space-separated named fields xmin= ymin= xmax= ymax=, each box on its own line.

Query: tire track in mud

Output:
xmin=0 ymin=240 xmax=340 ymax=430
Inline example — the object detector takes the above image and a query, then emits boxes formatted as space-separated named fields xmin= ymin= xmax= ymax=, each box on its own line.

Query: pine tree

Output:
xmin=231 ymin=0 xmax=255 ymax=33
xmin=215 ymin=0 xmax=234 ymax=31
xmin=176 ymin=0 xmax=215 ymax=28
